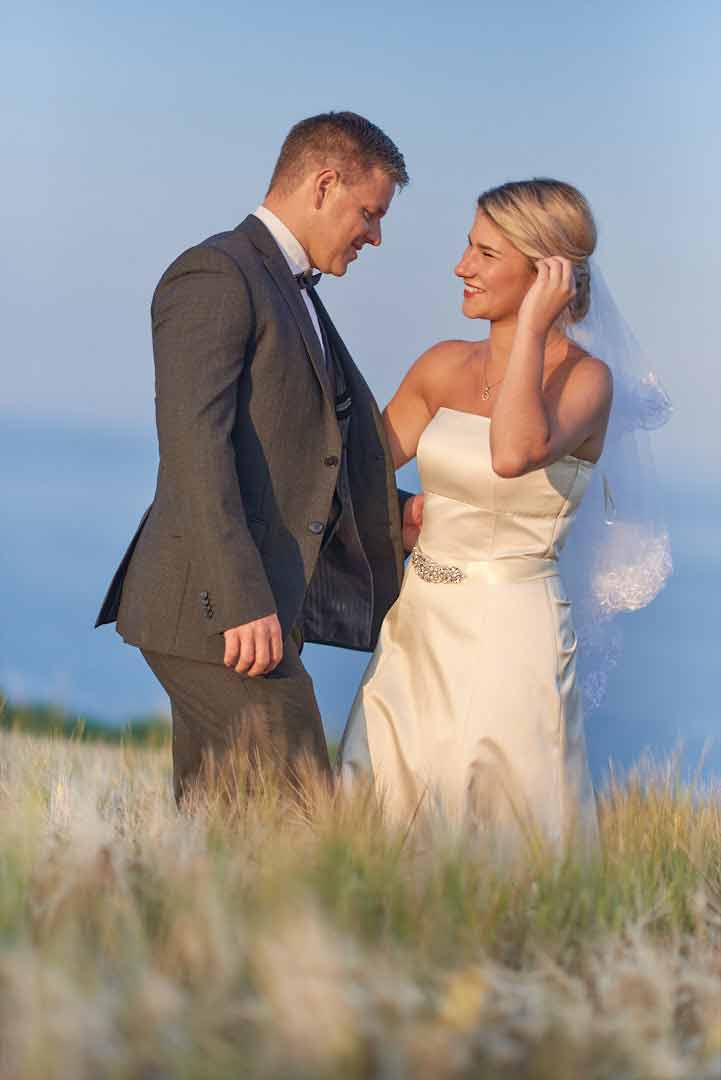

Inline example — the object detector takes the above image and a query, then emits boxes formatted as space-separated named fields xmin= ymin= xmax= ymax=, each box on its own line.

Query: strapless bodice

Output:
xmin=417 ymin=407 xmax=594 ymax=564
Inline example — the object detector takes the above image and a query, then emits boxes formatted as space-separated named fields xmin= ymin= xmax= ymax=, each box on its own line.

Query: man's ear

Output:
xmin=314 ymin=168 xmax=340 ymax=209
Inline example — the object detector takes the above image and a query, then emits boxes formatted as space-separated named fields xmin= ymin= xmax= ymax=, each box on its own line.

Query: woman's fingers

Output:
xmin=563 ymin=258 xmax=576 ymax=297
xmin=522 ymin=257 xmax=578 ymax=332
xmin=536 ymin=257 xmax=575 ymax=298
xmin=549 ymin=256 xmax=566 ymax=285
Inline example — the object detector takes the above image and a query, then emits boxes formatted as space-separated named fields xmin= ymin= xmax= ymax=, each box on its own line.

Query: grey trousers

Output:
xmin=141 ymin=634 xmax=331 ymax=805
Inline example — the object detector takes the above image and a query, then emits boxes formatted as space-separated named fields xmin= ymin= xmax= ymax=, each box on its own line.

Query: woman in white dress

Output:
xmin=339 ymin=179 xmax=614 ymax=855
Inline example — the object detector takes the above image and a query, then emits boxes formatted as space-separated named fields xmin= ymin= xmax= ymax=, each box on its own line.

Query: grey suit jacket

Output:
xmin=96 ymin=215 xmax=406 ymax=664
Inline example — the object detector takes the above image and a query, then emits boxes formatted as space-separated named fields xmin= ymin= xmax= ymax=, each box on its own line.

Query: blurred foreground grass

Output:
xmin=0 ymin=729 xmax=718 ymax=1079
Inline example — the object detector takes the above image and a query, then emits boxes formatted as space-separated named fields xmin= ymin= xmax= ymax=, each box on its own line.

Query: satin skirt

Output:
xmin=338 ymin=553 xmax=599 ymax=857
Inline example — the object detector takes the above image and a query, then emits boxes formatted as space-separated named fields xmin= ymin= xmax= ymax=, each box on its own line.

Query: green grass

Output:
xmin=0 ymin=692 xmax=170 ymax=745
xmin=0 ymin=729 xmax=718 ymax=1079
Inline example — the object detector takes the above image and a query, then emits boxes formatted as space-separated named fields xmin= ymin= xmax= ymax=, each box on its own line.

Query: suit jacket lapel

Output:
xmin=237 ymin=215 xmax=333 ymax=407
xmin=310 ymin=289 xmax=374 ymax=409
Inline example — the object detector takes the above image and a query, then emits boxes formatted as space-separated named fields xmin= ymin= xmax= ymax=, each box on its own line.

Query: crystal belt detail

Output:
xmin=411 ymin=546 xmax=465 ymax=584
xmin=410 ymin=547 xmax=560 ymax=585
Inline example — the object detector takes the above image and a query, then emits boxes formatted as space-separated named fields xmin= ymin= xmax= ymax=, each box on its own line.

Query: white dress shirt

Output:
xmin=252 ymin=204 xmax=324 ymax=355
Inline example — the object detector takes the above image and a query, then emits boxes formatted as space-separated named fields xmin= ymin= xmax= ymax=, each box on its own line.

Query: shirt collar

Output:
xmin=253 ymin=204 xmax=311 ymax=276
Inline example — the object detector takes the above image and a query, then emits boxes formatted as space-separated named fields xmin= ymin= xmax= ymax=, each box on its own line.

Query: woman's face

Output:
xmin=454 ymin=210 xmax=537 ymax=322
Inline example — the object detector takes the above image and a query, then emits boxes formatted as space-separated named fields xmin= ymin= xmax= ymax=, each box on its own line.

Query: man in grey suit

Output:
xmin=96 ymin=112 xmax=422 ymax=803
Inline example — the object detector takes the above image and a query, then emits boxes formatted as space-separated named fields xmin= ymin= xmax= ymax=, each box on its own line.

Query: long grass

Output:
xmin=0 ymin=729 xmax=718 ymax=1079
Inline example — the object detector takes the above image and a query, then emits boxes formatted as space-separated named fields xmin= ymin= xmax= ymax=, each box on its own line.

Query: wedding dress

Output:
xmin=339 ymin=407 xmax=600 ymax=855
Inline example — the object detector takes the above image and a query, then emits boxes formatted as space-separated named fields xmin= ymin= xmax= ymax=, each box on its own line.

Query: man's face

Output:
xmin=308 ymin=166 xmax=396 ymax=276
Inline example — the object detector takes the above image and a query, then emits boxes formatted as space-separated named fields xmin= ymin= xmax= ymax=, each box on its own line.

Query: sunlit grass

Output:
xmin=0 ymin=729 xmax=718 ymax=1078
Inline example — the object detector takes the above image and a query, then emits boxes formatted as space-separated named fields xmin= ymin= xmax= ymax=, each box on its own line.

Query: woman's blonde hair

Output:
xmin=477 ymin=179 xmax=597 ymax=322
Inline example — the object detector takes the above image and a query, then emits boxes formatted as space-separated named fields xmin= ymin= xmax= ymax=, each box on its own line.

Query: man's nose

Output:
xmin=367 ymin=220 xmax=382 ymax=246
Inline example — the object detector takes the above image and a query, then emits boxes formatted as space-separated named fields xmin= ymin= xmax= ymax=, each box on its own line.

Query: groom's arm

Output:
xmin=152 ymin=246 xmax=277 ymax=636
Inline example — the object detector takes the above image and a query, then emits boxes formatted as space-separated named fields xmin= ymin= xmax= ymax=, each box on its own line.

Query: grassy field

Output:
xmin=0 ymin=698 xmax=170 ymax=745
xmin=0 ymin=729 xmax=718 ymax=1080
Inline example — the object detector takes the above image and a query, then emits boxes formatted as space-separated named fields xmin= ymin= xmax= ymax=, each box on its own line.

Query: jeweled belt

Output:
xmin=410 ymin=545 xmax=558 ymax=585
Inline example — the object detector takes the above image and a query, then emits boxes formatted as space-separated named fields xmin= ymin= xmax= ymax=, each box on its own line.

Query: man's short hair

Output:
xmin=268 ymin=111 xmax=409 ymax=194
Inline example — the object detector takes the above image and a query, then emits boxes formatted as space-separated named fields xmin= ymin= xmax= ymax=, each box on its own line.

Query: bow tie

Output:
xmin=296 ymin=269 xmax=322 ymax=291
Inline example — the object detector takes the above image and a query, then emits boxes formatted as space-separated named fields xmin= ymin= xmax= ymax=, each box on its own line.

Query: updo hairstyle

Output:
xmin=477 ymin=179 xmax=597 ymax=323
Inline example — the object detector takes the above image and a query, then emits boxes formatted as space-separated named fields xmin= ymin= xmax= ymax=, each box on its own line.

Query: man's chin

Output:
xmin=317 ymin=251 xmax=357 ymax=276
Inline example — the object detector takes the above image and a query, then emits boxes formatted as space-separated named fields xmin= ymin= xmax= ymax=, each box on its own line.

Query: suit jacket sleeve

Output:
xmin=152 ymin=245 xmax=276 ymax=633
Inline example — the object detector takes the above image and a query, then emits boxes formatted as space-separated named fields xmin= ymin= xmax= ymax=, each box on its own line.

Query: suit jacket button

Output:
xmin=308 ymin=520 xmax=324 ymax=535
xmin=324 ymin=455 xmax=339 ymax=467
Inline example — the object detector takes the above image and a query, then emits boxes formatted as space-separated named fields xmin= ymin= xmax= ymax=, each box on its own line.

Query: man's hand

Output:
xmin=402 ymin=493 xmax=424 ymax=552
xmin=223 ymin=613 xmax=283 ymax=676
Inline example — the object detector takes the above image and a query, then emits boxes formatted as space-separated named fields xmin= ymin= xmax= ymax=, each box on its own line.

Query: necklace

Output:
xmin=480 ymin=348 xmax=504 ymax=401
xmin=479 ymin=334 xmax=569 ymax=401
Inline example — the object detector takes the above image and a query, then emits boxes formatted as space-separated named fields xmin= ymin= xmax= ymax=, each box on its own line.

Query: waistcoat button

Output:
xmin=308 ymin=520 xmax=324 ymax=535
xmin=324 ymin=455 xmax=339 ymax=467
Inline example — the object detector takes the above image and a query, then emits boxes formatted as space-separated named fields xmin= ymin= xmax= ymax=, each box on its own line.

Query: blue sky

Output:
xmin=3 ymin=0 xmax=719 ymax=480
xmin=2 ymin=1 xmax=719 ymax=775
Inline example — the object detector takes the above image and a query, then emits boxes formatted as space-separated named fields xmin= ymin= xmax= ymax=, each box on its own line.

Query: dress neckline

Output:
xmin=435 ymin=406 xmax=596 ymax=469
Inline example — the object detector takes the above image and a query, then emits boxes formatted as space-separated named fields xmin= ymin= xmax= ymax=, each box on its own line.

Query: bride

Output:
xmin=338 ymin=178 xmax=670 ymax=855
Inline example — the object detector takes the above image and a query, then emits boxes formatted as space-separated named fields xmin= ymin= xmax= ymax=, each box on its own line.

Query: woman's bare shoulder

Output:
xmin=417 ymin=338 xmax=477 ymax=366
xmin=397 ymin=340 xmax=478 ymax=413
xmin=560 ymin=343 xmax=613 ymax=399
xmin=406 ymin=338 xmax=479 ymax=385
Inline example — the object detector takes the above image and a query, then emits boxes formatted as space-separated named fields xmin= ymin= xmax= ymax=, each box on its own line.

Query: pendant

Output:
xmin=481 ymin=385 xmax=491 ymax=401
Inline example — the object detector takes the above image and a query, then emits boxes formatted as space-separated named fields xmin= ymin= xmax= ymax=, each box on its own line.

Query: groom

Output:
xmin=96 ymin=111 xmax=422 ymax=803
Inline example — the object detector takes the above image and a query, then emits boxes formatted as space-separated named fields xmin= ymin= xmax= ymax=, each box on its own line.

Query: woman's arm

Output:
xmin=490 ymin=258 xmax=613 ymax=477
xmin=383 ymin=341 xmax=469 ymax=468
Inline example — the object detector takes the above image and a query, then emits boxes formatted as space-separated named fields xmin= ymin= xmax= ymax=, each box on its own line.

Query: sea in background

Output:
xmin=2 ymin=413 xmax=719 ymax=787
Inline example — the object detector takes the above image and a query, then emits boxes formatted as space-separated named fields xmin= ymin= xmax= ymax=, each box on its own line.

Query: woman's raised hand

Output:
xmin=518 ymin=256 xmax=576 ymax=336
